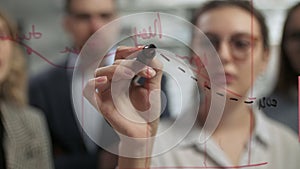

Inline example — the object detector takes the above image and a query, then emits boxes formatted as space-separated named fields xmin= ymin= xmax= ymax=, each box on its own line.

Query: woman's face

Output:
xmin=195 ymin=6 xmax=269 ymax=97
xmin=285 ymin=7 xmax=300 ymax=73
xmin=0 ymin=17 xmax=12 ymax=84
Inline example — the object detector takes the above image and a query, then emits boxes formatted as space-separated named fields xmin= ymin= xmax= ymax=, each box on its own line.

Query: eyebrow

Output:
xmin=204 ymin=32 xmax=259 ymax=37
xmin=70 ymin=10 xmax=114 ymax=15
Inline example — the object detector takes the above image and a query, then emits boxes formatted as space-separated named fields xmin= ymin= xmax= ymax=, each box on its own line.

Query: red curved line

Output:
xmin=18 ymin=41 xmax=75 ymax=70
xmin=191 ymin=67 xmax=243 ymax=98
xmin=15 ymin=40 xmax=253 ymax=101
xmin=17 ymin=41 xmax=117 ymax=70
xmin=225 ymin=88 xmax=242 ymax=98
xmin=178 ymin=55 xmax=243 ymax=98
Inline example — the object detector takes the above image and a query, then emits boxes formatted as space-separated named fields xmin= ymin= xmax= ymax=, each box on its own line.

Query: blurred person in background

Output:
xmin=84 ymin=1 xmax=300 ymax=168
xmin=0 ymin=10 xmax=53 ymax=169
xmin=264 ymin=2 xmax=300 ymax=134
xmin=29 ymin=0 xmax=118 ymax=168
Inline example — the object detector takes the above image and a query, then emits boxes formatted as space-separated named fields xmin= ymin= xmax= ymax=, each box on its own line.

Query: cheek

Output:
xmin=244 ymin=50 xmax=267 ymax=86
xmin=237 ymin=61 xmax=252 ymax=88
xmin=234 ymin=53 xmax=265 ymax=95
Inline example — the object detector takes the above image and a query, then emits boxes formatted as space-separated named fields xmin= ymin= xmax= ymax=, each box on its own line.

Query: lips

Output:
xmin=224 ymin=73 xmax=236 ymax=84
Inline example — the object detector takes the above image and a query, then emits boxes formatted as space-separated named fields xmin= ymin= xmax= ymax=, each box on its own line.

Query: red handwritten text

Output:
xmin=131 ymin=13 xmax=162 ymax=46
xmin=0 ymin=24 xmax=42 ymax=41
xmin=60 ymin=46 xmax=80 ymax=55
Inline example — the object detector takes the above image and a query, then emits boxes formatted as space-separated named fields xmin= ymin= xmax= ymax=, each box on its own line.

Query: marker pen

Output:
xmin=136 ymin=44 xmax=156 ymax=66
xmin=134 ymin=44 xmax=157 ymax=85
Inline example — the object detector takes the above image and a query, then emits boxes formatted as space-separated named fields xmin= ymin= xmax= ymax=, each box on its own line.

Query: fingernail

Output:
xmin=96 ymin=76 xmax=107 ymax=84
xmin=145 ymin=67 xmax=156 ymax=77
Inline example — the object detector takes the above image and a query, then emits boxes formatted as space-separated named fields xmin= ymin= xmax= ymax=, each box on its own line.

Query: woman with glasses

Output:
xmin=84 ymin=1 xmax=300 ymax=168
xmin=264 ymin=2 xmax=300 ymax=134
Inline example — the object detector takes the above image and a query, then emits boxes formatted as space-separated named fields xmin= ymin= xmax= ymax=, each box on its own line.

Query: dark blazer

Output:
xmin=29 ymin=60 xmax=100 ymax=169
xmin=1 ymin=101 xmax=53 ymax=169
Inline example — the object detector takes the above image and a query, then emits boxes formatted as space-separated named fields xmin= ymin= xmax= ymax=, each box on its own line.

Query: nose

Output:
xmin=90 ymin=17 xmax=105 ymax=33
xmin=218 ymin=41 xmax=232 ymax=64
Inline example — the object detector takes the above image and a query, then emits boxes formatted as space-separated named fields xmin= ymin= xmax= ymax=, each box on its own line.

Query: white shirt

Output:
xmin=152 ymin=107 xmax=300 ymax=168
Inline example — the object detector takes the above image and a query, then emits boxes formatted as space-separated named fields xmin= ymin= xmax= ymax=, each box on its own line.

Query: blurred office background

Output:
xmin=1 ymin=0 xmax=299 ymax=116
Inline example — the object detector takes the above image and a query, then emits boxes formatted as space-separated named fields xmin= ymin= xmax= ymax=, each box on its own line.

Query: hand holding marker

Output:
xmin=134 ymin=44 xmax=157 ymax=85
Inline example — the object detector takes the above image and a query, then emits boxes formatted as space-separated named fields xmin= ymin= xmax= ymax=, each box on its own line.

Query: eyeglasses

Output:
xmin=201 ymin=33 xmax=260 ymax=60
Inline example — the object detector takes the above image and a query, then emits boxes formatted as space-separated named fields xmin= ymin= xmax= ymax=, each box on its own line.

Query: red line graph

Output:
xmin=18 ymin=41 xmax=75 ymax=69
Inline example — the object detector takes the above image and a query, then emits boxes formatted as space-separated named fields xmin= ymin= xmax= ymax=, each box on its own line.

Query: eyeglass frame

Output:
xmin=198 ymin=32 xmax=262 ymax=60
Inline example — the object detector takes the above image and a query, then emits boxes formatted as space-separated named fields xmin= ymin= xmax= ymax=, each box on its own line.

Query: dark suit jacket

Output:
xmin=29 ymin=60 xmax=100 ymax=169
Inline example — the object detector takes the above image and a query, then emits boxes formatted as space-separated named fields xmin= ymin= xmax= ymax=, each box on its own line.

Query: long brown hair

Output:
xmin=275 ymin=2 xmax=300 ymax=92
xmin=0 ymin=11 xmax=27 ymax=106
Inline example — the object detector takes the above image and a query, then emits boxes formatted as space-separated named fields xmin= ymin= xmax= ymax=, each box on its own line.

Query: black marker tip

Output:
xmin=144 ymin=44 xmax=156 ymax=49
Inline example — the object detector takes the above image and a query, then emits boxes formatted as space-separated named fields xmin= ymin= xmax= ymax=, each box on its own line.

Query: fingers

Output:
xmin=94 ymin=65 xmax=135 ymax=81
xmin=136 ymin=58 xmax=164 ymax=90
xmin=94 ymin=76 xmax=110 ymax=93
xmin=95 ymin=60 xmax=157 ymax=81
xmin=115 ymin=46 xmax=144 ymax=60
xmin=115 ymin=60 xmax=157 ymax=78
xmin=143 ymin=67 xmax=163 ymax=90
xmin=95 ymin=45 xmax=164 ymax=94
xmin=83 ymin=76 xmax=109 ymax=110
